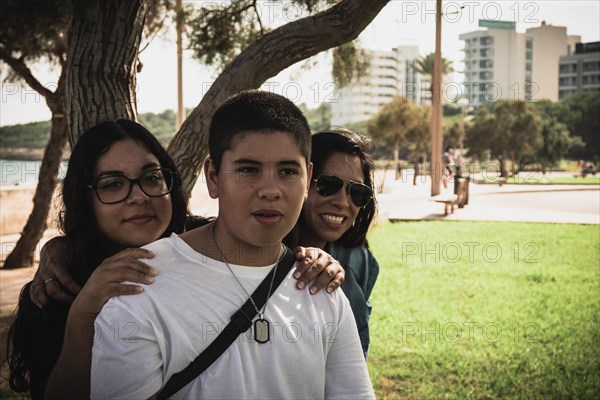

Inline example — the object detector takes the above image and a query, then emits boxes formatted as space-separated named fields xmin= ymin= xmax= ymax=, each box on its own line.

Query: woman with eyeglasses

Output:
xmin=6 ymin=119 xmax=188 ymax=399
xmin=287 ymin=128 xmax=380 ymax=358
xmin=6 ymin=119 xmax=344 ymax=399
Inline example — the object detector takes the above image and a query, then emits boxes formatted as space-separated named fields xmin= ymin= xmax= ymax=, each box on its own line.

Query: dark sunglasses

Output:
xmin=313 ymin=174 xmax=373 ymax=207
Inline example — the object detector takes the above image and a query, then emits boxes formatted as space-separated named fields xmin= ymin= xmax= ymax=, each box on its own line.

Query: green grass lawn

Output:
xmin=509 ymin=176 xmax=600 ymax=185
xmin=1 ymin=221 xmax=598 ymax=399
xmin=367 ymin=221 xmax=600 ymax=399
xmin=482 ymin=176 xmax=600 ymax=185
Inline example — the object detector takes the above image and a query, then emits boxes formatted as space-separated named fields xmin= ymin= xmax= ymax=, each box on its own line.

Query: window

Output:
xmin=480 ymin=49 xmax=494 ymax=58
xmin=480 ymin=60 xmax=493 ymax=69
xmin=583 ymin=61 xmax=600 ymax=72
xmin=481 ymin=36 xmax=494 ymax=46
xmin=526 ymin=38 xmax=533 ymax=50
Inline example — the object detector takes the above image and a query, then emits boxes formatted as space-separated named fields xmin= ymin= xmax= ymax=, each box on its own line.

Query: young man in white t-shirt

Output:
xmin=90 ymin=90 xmax=375 ymax=399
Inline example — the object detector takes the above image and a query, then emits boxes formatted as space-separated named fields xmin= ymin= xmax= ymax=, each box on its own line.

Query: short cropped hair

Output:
xmin=209 ymin=90 xmax=311 ymax=172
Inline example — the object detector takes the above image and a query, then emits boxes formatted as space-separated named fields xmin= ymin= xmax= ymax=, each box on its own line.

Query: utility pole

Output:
xmin=175 ymin=0 xmax=184 ymax=130
xmin=431 ymin=0 xmax=443 ymax=196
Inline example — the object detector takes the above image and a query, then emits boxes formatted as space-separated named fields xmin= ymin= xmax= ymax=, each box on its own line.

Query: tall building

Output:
xmin=331 ymin=45 xmax=421 ymax=126
xmin=460 ymin=20 xmax=580 ymax=107
xmin=526 ymin=22 xmax=580 ymax=101
xmin=559 ymin=41 xmax=600 ymax=99
xmin=460 ymin=21 xmax=525 ymax=107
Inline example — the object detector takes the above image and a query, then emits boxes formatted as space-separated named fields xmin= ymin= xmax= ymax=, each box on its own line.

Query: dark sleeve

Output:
xmin=328 ymin=244 xmax=380 ymax=358
xmin=8 ymin=282 xmax=69 ymax=400
xmin=364 ymin=248 xmax=380 ymax=302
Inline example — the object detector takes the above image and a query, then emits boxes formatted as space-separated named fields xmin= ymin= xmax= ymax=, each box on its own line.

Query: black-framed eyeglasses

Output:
xmin=86 ymin=168 xmax=174 ymax=204
xmin=313 ymin=174 xmax=373 ymax=208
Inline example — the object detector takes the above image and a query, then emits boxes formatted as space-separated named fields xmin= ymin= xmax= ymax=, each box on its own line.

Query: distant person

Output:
xmin=582 ymin=161 xmax=596 ymax=177
xmin=413 ymin=155 xmax=424 ymax=186
xmin=454 ymin=149 xmax=464 ymax=178
xmin=396 ymin=160 xmax=402 ymax=180
xmin=442 ymin=146 xmax=455 ymax=189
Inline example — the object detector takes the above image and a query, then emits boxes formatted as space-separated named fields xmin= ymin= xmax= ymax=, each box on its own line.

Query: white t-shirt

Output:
xmin=90 ymin=234 xmax=374 ymax=399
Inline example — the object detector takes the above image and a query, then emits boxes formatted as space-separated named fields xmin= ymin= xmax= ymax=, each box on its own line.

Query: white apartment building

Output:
xmin=559 ymin=42 xmax=600 ymax=99
xmin=331 ymin=45 xmax=422 ymax=126
xmin=527 ymin=23 xmax=580 ymax=101
xmin=460 ymin=20 xmax=580 ymax=107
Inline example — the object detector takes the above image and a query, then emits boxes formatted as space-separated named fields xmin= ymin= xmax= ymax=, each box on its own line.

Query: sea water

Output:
xmin=0 ymin=159 xmax=68 ymax=188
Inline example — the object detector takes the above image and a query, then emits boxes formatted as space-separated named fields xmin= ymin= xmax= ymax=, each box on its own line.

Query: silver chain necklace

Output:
xmin=210 ymin=222 xmax=283 ymax=343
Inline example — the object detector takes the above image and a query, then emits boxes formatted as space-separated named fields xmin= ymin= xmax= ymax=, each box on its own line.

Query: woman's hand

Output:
xmin=292 ymin=247 xmax=345 ymax=294
xmin=30 ymin=237 xmax=80 ymax=308
xmin=70 ymin=248 xmax=158 ymax=317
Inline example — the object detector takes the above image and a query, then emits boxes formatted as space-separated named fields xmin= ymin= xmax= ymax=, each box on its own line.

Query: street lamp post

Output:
xmin=175 ymin=0 xmax=184 ymax=131
xmin=431 ymin=0 xmax=443 ymax=196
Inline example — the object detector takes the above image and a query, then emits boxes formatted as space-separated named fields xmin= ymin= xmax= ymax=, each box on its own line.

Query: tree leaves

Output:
xmin=332 ymin=41 xmax=370 ymax=88
xmin=466 ymin=101 xmax=543 ymax=173
xmin=368 ymin=96 xmax=431 ymax=153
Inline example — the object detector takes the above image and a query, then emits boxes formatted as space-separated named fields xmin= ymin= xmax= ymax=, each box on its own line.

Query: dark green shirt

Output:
xmin=325 ymin=242 xmax=380 ymax=358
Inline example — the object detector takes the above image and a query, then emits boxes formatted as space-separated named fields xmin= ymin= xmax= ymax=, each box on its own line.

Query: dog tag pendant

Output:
xmin=254 ymin=317 xmax=270 ymax=343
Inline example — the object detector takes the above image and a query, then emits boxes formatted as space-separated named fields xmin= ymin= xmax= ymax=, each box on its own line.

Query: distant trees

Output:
xmin=465 ymin=94 xmax=597 ymax=176
xmin=466 ymin=100 xmax=542 ymax=177
xmin=411 ymin=53 xmax=454 ymax=83
xmin=298 ymin=103 xmax=332 ymax=131
xmin=533 ymin=100 xmax=583 ymax=173
xmin=0 ymin=0 xmax=72 ymax=268
xmin=367 ymin=96 xmax=431 ymax=163
xmin=411 ymin=52 xmax=454 ymax=103
xmin=365 ymin=90 xmax=596 ymax=180
xmin=445 ymin=120 xmax=466 ymax=151
xmin=559 ymin=91 xmax=600 ymax=161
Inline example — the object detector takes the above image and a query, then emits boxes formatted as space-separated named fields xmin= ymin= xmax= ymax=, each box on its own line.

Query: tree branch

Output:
xmin=0 ymin=50 xmax=55 ymax=100
xmin=251 ymin=0 xmax=264 ymax=33
xmin=221 ymin=0 xmax=389 ymax=89
xmin=168 ymin=0 xmax=389 ymax=192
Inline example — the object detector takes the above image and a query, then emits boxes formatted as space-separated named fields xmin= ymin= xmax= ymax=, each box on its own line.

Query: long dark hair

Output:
xmin=6 ymin=119 xmax=189 ymax=397
xmin=307 ymin=128 xmax=377 ymax=247
xmin=61 ymin=119 xmax=188 ymax=283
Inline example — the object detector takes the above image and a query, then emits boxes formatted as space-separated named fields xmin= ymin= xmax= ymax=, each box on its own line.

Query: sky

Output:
xmin=1 ymin=0 xmax=599 ymax=126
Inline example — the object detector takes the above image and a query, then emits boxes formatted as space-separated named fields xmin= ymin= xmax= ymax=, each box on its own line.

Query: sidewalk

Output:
xmin=379 ymin=171 xmax=600 ymax=224
xmin=1 ymin=170 xmax=599 ymax=318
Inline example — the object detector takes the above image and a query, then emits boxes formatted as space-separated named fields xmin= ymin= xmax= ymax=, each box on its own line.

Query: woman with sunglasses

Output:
xmin=289 ymin=128 xmax=380 ymax=358
xmin=7 ymin=120 xmax=344 ymax=399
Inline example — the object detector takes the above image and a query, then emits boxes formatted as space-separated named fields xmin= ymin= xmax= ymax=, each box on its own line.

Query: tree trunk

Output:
xmin=2 ymin=98 xmax=69 ymax=269
xmin=393 ymin=147 xmax=400 ymax=180
xmin=2 ymin=0 xmax=149 ymax=269
xmin=65 ymin=0 xmax=148 ymax=143
xmin=499 ymin=157 xmax=508 ymax=178
xmin=168 ymin=0 xmax=389 ymax=194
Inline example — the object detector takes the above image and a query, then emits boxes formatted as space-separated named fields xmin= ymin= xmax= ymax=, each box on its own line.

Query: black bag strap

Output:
xmin=156 ymin=247 xmax=295 ymax=399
